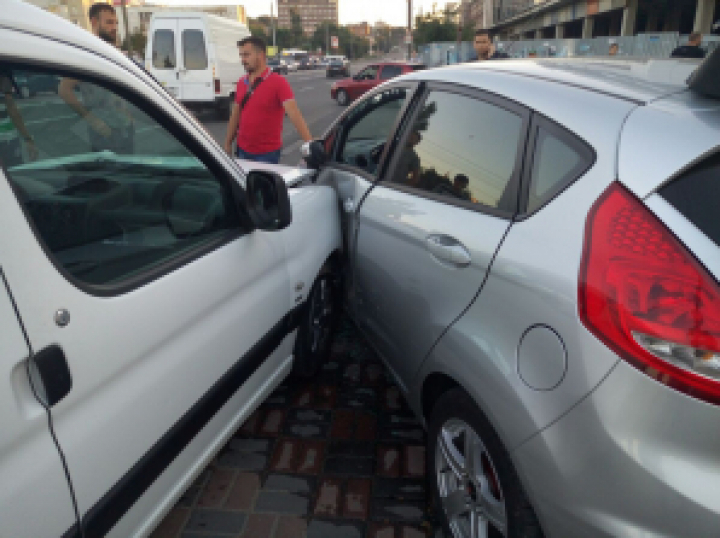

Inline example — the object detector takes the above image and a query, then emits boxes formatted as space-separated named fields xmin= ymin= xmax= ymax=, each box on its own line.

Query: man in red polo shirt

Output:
xmin=224 ymin=36 xmax=312 ymax=164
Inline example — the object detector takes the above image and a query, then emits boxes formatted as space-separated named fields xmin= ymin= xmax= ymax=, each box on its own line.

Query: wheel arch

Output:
xmin=421 ymin=372 xmax=461 ymax=423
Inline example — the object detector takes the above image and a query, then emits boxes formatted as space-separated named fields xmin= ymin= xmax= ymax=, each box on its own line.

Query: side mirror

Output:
xmin=301 ymin=140 xmax=328 ymax=169
xmin=246 ymin=170 xmax=292 ymax=231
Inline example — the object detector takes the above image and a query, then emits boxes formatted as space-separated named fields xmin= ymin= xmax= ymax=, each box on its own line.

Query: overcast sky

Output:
xmin=160 ymin=0 xmax=449 ymax=26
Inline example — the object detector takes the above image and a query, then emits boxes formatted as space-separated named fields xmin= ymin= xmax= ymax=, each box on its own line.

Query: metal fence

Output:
xmin=418 ymin=34 xmax=720 ymax=67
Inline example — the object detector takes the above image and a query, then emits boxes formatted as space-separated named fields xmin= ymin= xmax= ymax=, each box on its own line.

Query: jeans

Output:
xmin=236 ymin=146 xmax=282 ymax=164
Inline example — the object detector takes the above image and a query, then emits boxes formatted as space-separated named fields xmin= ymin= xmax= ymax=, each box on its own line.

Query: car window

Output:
xmin=380 ymin=65 xmax=403 ymax=80
xmin=358 ymin=66 xmax=379 ymax=80
xmin=527 ymin=125 xmax=590 ymax=213
xmin=336 ymin=87 xmax=412 ymax=177
xmin=182 ymin=30 xmax=208 ymax=70
xmin=0 ymin=65 xmax=240 ymax=289
xmin=389 ymin=90 xmax=523 ymax=212
xmin=152 ymin=29 xmax=176 ymax=69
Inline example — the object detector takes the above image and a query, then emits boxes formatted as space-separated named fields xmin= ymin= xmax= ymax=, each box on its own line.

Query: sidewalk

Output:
xmin=151 ymin=318 xmax=443 ymax=538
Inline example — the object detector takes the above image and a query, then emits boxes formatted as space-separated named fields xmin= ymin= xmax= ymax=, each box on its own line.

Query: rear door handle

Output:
xmin=28 ymin=345 xmax=72 ymax=408
xmin=425 ymin=234 xmax=472 ymax=267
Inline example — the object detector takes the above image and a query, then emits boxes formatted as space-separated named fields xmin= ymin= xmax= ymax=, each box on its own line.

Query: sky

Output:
xmin=159 ymin=0 xmax=450 ymax=26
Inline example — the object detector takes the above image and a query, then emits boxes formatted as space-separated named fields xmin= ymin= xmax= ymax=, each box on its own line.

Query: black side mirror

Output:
xmin=246 ymin=170 xmax=292 ymax=231
xmin=301 ymin=140 xmax=328 ymax=169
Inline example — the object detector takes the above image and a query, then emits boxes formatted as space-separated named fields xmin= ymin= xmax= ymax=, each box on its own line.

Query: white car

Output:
xmin=0 ymin=2 xmax=341 ymax=537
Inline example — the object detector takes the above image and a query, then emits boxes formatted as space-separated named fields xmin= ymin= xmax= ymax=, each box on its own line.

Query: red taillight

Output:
xmin=579 ymin=182 xmax=720 ymax=405
xmin=214 ymin=78 xmax=221 ymax=94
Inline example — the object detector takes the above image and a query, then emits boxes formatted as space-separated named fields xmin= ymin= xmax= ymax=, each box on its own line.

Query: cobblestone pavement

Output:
xmin=151 ymin=318 xmax=444 ymax=538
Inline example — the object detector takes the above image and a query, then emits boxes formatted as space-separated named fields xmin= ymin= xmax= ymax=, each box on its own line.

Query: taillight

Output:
xmin=579 ymin=182 xmax=720 ymax=405
xmin=214 ymin=78 xmax=221 ymax=94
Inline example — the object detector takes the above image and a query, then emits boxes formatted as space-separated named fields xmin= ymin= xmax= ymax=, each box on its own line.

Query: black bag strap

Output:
xmin=239 ymin=76 xmax=263 ymax=112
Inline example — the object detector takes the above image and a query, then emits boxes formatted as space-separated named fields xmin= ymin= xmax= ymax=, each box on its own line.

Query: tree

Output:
xmin=310 ymin=22 xmax=369 ymax=58
xmin=413 ymin=7 xmax=472 ymax=47
xmin=289 ymin=9 xmax=305 ymax=46
xmin=122 ymin=29 xmax=146 ymax=55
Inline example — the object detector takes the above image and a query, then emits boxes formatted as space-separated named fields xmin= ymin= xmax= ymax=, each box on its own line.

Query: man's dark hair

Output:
xmin=474 ymin=29 xmax=493 ymax=40
xmin=238 ymin=36 xmax=267 ymax=54
xmin=89 ymin=2 xmax=115 ymax=20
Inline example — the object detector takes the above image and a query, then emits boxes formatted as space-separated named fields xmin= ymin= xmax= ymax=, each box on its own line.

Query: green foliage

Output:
xmin=413 ymin=7 xmax=472 ymax=47
xmin=121 ymin=29 xmax=147 ymax=54
xmin=310 ymin=21 xmax=369 ymax=58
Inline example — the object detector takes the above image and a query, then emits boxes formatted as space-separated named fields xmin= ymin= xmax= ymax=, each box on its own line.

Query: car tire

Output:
xmin=336 ymin=89 xmax=349 ymax=106
xmin=428 ymin=388 xmax=544 ymax=538
xmin=291 ymin=265 xmax=341 ymax=378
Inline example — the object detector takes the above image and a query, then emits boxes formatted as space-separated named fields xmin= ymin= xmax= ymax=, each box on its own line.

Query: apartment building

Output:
xmin=278 ymin=0 xmax=339 ymax=35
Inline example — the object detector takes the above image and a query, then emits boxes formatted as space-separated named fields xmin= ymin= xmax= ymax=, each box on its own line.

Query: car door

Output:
xmin=0 ymin=267 xmax=78 ymax=537
xmin=149 ymin=18 xmax=181 ymax=99
xmin=0 ymin=56 xmax=292 ymax=538
xmin=352 ymin=65 xmax=379 ymax=99
xmin=178 ymin=18 xmax=211 ymax=102
xmin=351 ymin=83 xmax=530 ymax=390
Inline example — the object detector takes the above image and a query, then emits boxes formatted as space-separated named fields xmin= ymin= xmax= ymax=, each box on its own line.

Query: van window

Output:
xmin=183 ymin=30 xmax=208 ymax=70
xmin=1 ymin=65 xmax=241 ymax=290
xmin=152 ymin=29 xmax=176 ymax=69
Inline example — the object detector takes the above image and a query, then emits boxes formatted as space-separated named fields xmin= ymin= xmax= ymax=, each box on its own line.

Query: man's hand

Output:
xmin=224 ymin=140 xmax=234 ymax=156
xmin=86 ymin=113 xmax=111 ymax=137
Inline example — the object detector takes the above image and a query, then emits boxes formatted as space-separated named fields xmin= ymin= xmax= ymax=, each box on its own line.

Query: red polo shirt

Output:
xmin=235 ymin=67 xmax=294 ymax=154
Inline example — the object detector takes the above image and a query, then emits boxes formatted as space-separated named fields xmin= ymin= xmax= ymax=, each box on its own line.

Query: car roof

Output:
xmin=404 ymin=57 xmax=701 ymax=104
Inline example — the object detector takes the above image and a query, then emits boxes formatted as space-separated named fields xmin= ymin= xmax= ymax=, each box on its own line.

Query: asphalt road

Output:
xmin=197 ymin=64 xmax=369 ymax=166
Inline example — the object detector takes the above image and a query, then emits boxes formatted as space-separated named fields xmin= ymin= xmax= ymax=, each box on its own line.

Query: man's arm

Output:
xmin=283 ymin=99 xmax=312 ymax=142
xmin=224 ymin=102 xmax=240 ymax=155
xmin=3 ymin=93 xmax=38 ymax=161
xmin=58 ymin=78 xmax=111 ymax=137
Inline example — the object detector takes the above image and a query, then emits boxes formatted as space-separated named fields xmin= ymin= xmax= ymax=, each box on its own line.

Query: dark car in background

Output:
xmin=326 ymin=56 xmax=350 ymax=78
xmin=298 ymin=56 xmax=313 ymax=70
xmin=267 ymin=57 xmax=289 ymax=75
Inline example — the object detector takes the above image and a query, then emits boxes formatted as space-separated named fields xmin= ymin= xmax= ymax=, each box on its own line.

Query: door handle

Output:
xmin=426 ymin=234 xmax=472 ymax=267
xmin=28 ymin=345 xmax=72 ymax=408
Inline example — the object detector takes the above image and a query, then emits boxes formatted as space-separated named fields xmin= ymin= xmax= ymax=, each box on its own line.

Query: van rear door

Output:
xmin=178 ymin=18 xmax=212 ymax=103
xmin=149 ymin=17 xmax=181 ymax=99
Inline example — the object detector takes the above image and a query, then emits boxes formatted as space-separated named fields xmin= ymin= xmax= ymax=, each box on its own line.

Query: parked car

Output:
xmin=268 ymin=56 xmax=289 ymax=75
xmin=326 ymin=56 xmax=350 ymax=77
xmin=145 ymin=12 xmax=251 ymax=120
xmin=302 ymin=52 xmax=720 ymax=538
xmin=330 ymin=62 xmax=425 ymax=105
xmin=298 ymin=56 xmax=313 ymax=70
xmin=0 ymin=3 xmax=342 ymax=537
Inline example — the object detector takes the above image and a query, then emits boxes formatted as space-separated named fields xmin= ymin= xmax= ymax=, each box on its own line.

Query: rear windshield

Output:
xmin=182 ymin=30 xmax=207 ymax=70
xmin=152 ymin=29 xmax=176 ymax=69
xmin=660 ymin=152 xmax=720 ymax=247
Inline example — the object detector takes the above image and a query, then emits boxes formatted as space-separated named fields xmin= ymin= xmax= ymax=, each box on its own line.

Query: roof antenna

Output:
xmin=687 ymin=45 xmax=720 ymax=99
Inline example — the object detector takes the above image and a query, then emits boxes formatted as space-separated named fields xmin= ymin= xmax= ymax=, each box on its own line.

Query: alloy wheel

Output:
xmin=436 ymin=419 xmax=508 ymax=538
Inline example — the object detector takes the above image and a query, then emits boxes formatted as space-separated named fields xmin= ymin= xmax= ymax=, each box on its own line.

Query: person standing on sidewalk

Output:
xmin=473 ymin=30 xmax=509 ymax=61
xmin=224 ymin=37 xmax=312 ymax=164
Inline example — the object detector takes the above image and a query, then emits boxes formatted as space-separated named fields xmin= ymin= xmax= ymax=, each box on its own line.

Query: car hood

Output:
xmin=234 ymin=159 xmax=314 ymax=187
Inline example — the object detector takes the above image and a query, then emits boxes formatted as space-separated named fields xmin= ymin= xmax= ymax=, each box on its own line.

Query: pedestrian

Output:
xmin=0 ymin=68 xmax=38 ymax=167
xmin=609 ymin=43 xmax=619 ymax=56
xmin=472 ymin=29 xmax=509 ymax=61
xmin=58 ymin=2 xmax=135 ymax=154
xmin=671 ymin=32 xmax=706 ymax=59
xmin=224 ymin=36 xmax=312 ymax=164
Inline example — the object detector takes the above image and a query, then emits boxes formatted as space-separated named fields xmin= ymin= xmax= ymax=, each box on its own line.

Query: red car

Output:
xmin=330 ymin=62 xmax=426 ymax=105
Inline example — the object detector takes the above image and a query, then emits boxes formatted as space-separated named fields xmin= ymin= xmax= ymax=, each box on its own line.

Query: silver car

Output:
xmin=303 ymin=53 xmax=720 ymax=537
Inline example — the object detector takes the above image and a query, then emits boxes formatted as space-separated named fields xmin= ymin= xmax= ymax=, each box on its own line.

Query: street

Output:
xmin=197 ymin=66 xmax=363 ymax=166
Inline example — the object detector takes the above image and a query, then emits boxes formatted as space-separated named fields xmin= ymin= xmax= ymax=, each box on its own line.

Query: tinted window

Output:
xmin=357 ymin=66 xmax=379 ymax=79
xmin=152 ymin=29 xmax=176 ymax=69
xmin=380 ymin=65 xmax=403 ymax=80
xmin=182 ymin=30 xmax=208 ymax=70
xmin=1 ymin=65 xmax=240 ymax=289
xmin=391 ymin=90 xmax=523 ymax=212
xmin=661 ymin=152 xmax=720 ymax=248
xmin=527 ymin=126 xmax=590 ymax=213
xmin=336 ymin=87 xmax=411 ymax=176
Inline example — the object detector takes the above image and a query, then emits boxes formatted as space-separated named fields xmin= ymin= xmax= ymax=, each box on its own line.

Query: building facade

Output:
xmin=24 ymin=0 xmax=96 ymax=30
xmin=278 ymin=0 xmax=339 ymax=35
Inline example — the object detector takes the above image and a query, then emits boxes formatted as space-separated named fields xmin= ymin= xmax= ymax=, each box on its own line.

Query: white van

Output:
xmin=146 ymin=12 xmax=249 ymax=119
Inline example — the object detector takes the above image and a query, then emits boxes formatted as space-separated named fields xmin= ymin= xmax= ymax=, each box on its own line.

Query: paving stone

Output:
xmin=287 ymin=409 xmax=332 ymax=423
xmin=331 ymin=409 xmax=355 ymax=440
xmin=270 ymin=440 xmax=300 ymax=472
xmin=377 ymin=446 xmax=401 ymax=478
xmin=379 ymin=427 xmax=425 ymax=444
xmin=275 ymin=516 xmax=308 ymax=538
xmin=404 ymin=446 xmax=426 ymax=479
xmin=297 ymin=440 xmax=326 ymax=474
xmin=380 ymin=411 xmax=421 ymax=429
xmin=315 ymin=385 xmax=338 ymax=410
xmin=264 ymin=474 xmax=315 ymax=494
xmin=224 ymin=472 xmax=260 ymax=510
xmin=255 ymin=491 xmax=310 ymax=515
xmin=150 ymin=506 xmax=189 ymax=538
xmin=401 ymin=526 xmax=429 ymax=538
xmin=240 ymin=513 xmax=276 ymax=538
xmin=216 ymin=444 xmax=269 ymax=472
xmin=259 ymin=409 xmax=286 ymax=436
xmin=343 ymin=478 xmax=371 ymax=520
xmin=338 ymin=386 xmax=379 ymax=409
xmin=183 ymin=508 xmax=246 ymax=534
xmin=177 ymin=483 xmax=202 ymax=508
xmin=307 ymin=519 xmax=365 ymax=538
xmin=384 ymin=387 xmax=403 ymax=411
xmin=342 ymin=363 xmax=363 ymax=384
xmin=373 ymin=478 xmax=426 ymax=500
xmin=238 ymin=409 xmax=262 ymax=436
xmin=371 ymin=499 xmax=426 ymax=523
xmin=294 ymin=386 xmax=315 ymax=407
xmin=314 ymin=477 xmax=343 ymax=517
xmin=367 ymin=523 xmax=396 ymax=538
xmin=197 ymin=468 xmax=236 ymax=508
xmin=324 ymin=456 xmax=374 ymax=476
xmin=265 ymin=384 xmax=295 ymax=407
xmin=285 ymin=421 xmax=330 ymax=439
xmin=355 ymin=412 xmax=377 ymax=441
xmin=328 ymin=440 xmax=374 ymax=458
